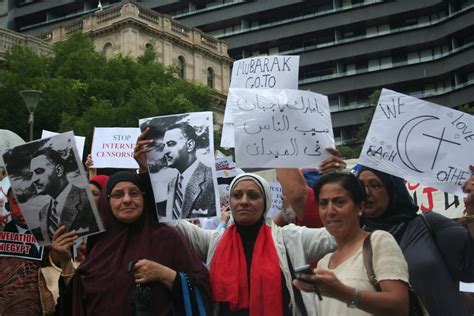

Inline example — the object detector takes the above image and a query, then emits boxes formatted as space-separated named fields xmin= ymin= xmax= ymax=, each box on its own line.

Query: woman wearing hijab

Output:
xmin=52 ymin=171 xmax=211 ymax=315
xmin=356 ymin=166 xmax=474 ymax=316
xmin=88 ymin=174 xmax=109 ymax=206
xmin=165 ymin=172 xmax=335 ymax=315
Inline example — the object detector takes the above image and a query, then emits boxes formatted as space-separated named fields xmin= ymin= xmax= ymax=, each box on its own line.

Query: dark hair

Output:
xmin=167 ymin=123 xmax=197 ymax=142
xmin=33 ymin=148 xmax=64 ymax=166
xmin=313 ymin=171 xmax=367 ymax=206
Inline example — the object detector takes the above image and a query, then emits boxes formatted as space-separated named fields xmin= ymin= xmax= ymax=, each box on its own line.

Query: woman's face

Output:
xmin=358 ymin=171 xmax=389 ymax=218
xmin=230 ymin=180 xmax=265 ymax=226
xmin=318 ymin=182 xmax=364 ymax=238
xmin=89 ymin=183 xmax=101 ymax=206
xmin=108 ymin=181 xmax=144 ymax=223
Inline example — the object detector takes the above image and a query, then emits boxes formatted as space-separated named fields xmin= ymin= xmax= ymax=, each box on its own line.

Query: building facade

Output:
xmin=2 ymin=0 xmax=473 ymax=145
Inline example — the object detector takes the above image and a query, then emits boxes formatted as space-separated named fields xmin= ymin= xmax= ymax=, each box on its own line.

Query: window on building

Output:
xmin=145 ymin=43 xmax=154 ymax=51
xmin=207 ymin=67 xmax=215 ymax=88
xmin=177 ymin=56 xmax=185 ymax=79
xmin=102 ymin=42 xmax=113 ymax=58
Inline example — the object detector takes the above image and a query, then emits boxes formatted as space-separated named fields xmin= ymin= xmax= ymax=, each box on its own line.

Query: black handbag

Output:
xmin=131 ymin=284 xmax=153 ymax=316
xmin=362 ymin=233 xmax=429 ymax=316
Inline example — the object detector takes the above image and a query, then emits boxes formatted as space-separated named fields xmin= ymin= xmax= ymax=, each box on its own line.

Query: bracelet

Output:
xmin=48 ymin=252 xmax=62 ymax=272
xmin=458 ymin=215 xmax=474 ymax=225
xmin=347 ymin=288 xmax=361 ymax=308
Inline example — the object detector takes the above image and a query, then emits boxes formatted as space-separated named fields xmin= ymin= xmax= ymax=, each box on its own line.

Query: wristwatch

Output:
xmin=347 ymin=288 xmax=361 ymax=308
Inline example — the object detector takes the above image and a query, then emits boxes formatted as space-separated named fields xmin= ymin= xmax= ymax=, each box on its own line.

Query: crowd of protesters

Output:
xmin=0 ymin=126 xmax=473 ymax=316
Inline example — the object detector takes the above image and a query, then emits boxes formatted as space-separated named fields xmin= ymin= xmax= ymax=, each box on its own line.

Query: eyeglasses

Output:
xmin=362 ymin=182 xmax=383 ymax=192
xmin=108 ymin=190 xmax=144 ymax=200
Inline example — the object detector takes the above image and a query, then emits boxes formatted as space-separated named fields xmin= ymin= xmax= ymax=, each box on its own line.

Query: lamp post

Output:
xmin=20 ymin=90 xmax=42 ymax=141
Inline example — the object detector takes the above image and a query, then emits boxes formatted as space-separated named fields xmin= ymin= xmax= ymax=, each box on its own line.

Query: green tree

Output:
xmin=458 ymin=104 xmax=474 ymax=114
xmin=0 ymin=32 xmax=215 ymax=155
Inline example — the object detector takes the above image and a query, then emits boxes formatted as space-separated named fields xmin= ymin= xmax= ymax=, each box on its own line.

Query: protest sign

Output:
xmin=2 ymin=132 xmax=104 ymax=246
xmin=230 ymin=55 xmax=300 ymax=89
xmin=231 ymin=88 xmax=335 ymax=168
xmin=215 ymin=156 xmax=244 ymax=208
xmin=267 ymin=181 xmax=284 ymax=219
xmin=0 ymin=231 xmax=43 ymax=261
xmin=42 ymin=130 xmax=85 ymax=160
xmin=221 ymin=55 xmax=300 ymax=148
xmin=90 ymin=127 xmax=140 ymax=169
xmin=139 ymin=112 xmax=219 ymax=222
xmin=405 ymin=179 xmax=464 ymax=219
xmin=359 ymin=89 xmax=473 ymax=196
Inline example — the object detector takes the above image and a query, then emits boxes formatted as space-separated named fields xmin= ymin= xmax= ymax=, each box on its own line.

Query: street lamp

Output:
xmin=20 ymin=90 xmax=42 ymax=141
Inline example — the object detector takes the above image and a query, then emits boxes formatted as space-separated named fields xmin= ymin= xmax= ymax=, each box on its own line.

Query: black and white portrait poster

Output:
xmin=2 ymin=132 xmax=104 ymax=246
xmin=139 ymin=112 xmax=219 ymax=222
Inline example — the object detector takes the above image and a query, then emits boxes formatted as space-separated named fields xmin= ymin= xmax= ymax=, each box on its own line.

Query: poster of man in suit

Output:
xmin=139 ymin=112 xmax=219 ymax=221
xmin=2 ymin=132 xmax=104 ymax=245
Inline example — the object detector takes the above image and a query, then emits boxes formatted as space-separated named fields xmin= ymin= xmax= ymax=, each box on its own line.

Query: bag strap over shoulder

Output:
xmin=362 ymin=233 xmax=382 ymax=291
xmin=362 ymin=232 xmax=429 ymax=316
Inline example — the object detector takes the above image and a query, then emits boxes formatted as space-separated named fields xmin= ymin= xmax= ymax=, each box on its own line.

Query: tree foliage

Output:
xmin=0 ymin=32 xmax=214 ymax=154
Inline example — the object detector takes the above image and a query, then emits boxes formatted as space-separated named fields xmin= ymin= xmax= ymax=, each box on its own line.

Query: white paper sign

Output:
xmin=359 ymin=89 xmax=473 ymax=196
xmin=221 ymin=55 xmax=300 ymax=148
xmin=460 ymin=282 xmax=474 ymax=293
xmin=231 ymin=88 xmax=335 ymax=168
xmin=405 ymin=179 xmax=465 ymax=219
xmin=42 ymin=130 xmax=85 ymax=160
xmin=215 ymin=156 xmax=244 ymax=207
xmin=230 ymin=55 xmax=300 ymax=89
xmin=90 ymin=127 xmax=140 ymax=169
xmin=267 ymin=181 xmax=283 ymax=219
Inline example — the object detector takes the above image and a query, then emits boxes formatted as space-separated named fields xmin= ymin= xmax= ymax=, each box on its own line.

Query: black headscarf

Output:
xmin=72 ymin=171 xmax=211 ymax=315
xmin=357 ymin=166 xmax=419 ymax=232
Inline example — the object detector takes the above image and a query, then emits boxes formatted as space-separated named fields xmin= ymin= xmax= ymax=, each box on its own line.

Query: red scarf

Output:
xmin=210 ymin=224 xmax=283 ymax=316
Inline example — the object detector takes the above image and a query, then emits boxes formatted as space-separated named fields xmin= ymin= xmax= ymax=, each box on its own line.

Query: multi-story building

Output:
xmin=0 ymin=1 xmax=233 ymax=126
xmin=2 ymin=0 xmax=473 ymax=146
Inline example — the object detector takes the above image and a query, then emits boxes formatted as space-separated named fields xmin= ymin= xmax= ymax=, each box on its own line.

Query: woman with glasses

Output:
xmin=51 ymin=171 xmax=211 ymax=315
xmin=356 ymin=165 xmax=474 ymax=316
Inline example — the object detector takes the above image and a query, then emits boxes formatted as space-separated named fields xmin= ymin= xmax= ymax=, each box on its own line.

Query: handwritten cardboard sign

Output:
xmin=0 ymin=231 xmax=44 ymax=261
xmin=231 ymin=88 xmax=335 ymax=168
xmin=359 ymin=89 xmax=473 ymax=196
xmin=230 ymin=55 xmax=300 ymax=89
xmin=90 ymin=127 xmax=140 ymax=169
xmin=42 ymin=130 xmax=85 ymax=160
xmin=221 ymin=55 xmax=300 ymax=148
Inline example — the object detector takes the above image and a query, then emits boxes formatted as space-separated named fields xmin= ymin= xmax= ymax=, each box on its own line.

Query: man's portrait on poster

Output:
xmin=140 ymin=113 xmax=217 ymax=220
xmin=3 ymin=134 xmax=102 ymax=244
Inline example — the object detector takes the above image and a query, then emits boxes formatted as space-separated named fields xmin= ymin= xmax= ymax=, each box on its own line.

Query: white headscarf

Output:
xmin=229 ymin=173 xmax=272 ymax=216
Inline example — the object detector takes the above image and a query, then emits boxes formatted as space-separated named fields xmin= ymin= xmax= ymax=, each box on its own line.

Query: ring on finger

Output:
xmin=335 ymin=162 xmax=340 ymax=168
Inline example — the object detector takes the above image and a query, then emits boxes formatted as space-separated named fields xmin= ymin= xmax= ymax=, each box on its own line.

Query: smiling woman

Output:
xmin=293 ymin=172 xmax=410 ymax=316
xmin=50 ymin=171 xmax=212 ymax=315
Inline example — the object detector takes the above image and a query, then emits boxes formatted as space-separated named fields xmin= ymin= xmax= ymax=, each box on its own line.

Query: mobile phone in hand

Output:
xmin=294 ymin=264 xmax=313 ymax=279
xmin=293 ymin=264 xmax=322 ymax=301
